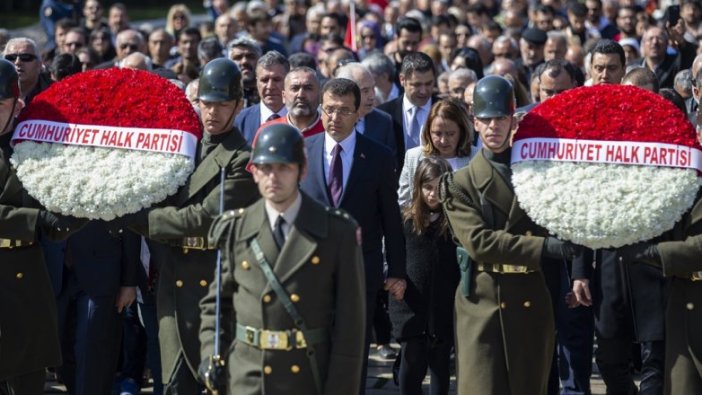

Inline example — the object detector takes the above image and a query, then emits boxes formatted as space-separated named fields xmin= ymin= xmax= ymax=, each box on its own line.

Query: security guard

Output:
xmin=441 ymin=75 xmax=580 ymax=395
xmin=199 ymin=123 xmax=366 ymax=394
xmin=0 ymin=58 xmax=77 ymax=394
xmin=124 ymin=58 xmax=259 ymax=393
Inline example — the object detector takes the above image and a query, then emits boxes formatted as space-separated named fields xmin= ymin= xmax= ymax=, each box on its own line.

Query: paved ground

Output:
xmin=44 ymin=344 xmax=611 ymax=394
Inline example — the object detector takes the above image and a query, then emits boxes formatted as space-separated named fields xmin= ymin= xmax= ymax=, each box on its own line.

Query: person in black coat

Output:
xmin=389 ymin=156 xmax=459 ymax=395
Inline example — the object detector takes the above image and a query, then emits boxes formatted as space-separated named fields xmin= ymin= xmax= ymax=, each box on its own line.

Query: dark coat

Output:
xmin=361 ymin=108 xmax=397 ymax=159
xmin=199 ymin=193 xmax=366 ymax=395
xmin=0 ymin=148 xmax=62 ymax=379
xmin=389 ymin=219 xmax=459 ymax=342
xmin=299 ymin=132 xmax=405 ymax=293
xmin=631 ymin=41 xmax=697 ymax=89
xmin=442 ymin=149 xmax=555 ymax=395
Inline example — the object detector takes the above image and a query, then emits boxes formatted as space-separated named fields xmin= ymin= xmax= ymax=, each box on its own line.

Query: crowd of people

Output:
xmin=2 ymin=0 xmax=702 ymax=394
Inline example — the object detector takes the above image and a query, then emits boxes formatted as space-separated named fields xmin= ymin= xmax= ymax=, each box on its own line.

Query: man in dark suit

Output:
xmin=43 ymin=221 xmax=140 ymax=395
xmin=377 ymin=52 xmax=438 ymax=169
xmin=234 ymin=50 xmax=289 ymax=145
xmin=299 ymin=78 xmax=406 ymax=394
xmin=631 ymin=25 xmax=696 ymax=89
xmin=336 ymin=62 xmax=397 ymax=159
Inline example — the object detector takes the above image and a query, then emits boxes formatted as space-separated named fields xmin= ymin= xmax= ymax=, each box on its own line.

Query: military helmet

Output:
xmin=198 ymin=58 xmax=243 ymax=102
xmin=472 ymin=75 xmax=515 ymax=119
xmin=0 ymin=59 xmax=20 ymax=101
xmin=251 ymin=123 xmax=305 ymax=166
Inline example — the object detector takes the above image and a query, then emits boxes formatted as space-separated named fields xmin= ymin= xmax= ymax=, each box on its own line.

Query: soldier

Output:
xmin=440 ymin=75 xmax=580 ymax=395
xmin=0 ymin=58 xmax=78 ymax=394
xmin=122 ymin=58 xmax=259 ymax=393
xmin=199 ymin=123 xmax=366 ymax=395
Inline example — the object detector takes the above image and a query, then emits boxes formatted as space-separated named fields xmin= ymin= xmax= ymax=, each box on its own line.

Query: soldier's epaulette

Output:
xmin=326 ymin=207 xmax=358 ymax=226
xmin=209 ymin=208 xmax=246 ymax=247
xmin=220 ymin=207 xmax=246 ymax=221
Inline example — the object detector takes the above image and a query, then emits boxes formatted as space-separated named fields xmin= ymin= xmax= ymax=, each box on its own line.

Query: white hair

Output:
xmin=3 ymin=37 xmax=39 ymax=56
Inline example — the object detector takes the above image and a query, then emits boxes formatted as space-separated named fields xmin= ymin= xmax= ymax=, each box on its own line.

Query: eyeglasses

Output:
xmin=173 ymin=14 xmax=187 ymax=20
xmin=321 ymin=106 xmax=355 ymax=117
xmin=4 ymin=53 xmax=38 ymax=62
xmin=66 ymin=42 xmax=84 ymax=48
xmin=119 ymin=43 xmax=139 ymax=51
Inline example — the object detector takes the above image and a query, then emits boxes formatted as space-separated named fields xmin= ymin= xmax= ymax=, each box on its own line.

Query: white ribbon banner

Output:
xmin=511 ymin=137 xmax=702 ymax=171
xmin=12 ymin=120 xmax=199 ymax=159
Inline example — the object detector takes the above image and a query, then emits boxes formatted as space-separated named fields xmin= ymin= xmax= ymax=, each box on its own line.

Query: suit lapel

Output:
xmin=474 ymin=153 xmax=512 ymax=219
xmin=393 ymin=100 xmax=405 ymax=153
xmin=310 ymin=136 xmax=332 ymax=206
xmin=341 ymin=135 xmax=366 ymax=205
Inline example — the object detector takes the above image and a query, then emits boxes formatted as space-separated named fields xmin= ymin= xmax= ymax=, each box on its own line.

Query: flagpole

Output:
xmin=350 ymin=2 xmax=357 ymax=52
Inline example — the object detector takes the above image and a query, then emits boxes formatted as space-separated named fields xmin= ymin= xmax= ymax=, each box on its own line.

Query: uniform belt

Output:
xmin=181 ymin=237 xmax=215 ymax=253
xmin=476 ymin=263 xmax=532 ymax=274
xmin=691 ymin=272 xmax=702 ymax=282
xmin=0 ymin=239 xmax=34 ymax=249
xmin=235 ymin=323 xmax=328 ymax=351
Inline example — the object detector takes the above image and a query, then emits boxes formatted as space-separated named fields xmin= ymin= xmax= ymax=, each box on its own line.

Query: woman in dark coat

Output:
xmin=389 ymin=156 xmax=460 ymax=395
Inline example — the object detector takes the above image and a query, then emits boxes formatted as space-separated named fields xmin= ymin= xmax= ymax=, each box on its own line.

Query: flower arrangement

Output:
xmin=512 ymin=85 xmax=702 ymax=249
xmin=10 ymin=68 xmax=202 ymax=220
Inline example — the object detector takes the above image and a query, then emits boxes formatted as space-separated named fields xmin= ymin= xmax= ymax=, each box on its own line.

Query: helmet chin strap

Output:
xmin=0 ymin=98 xmax=17 ymax=137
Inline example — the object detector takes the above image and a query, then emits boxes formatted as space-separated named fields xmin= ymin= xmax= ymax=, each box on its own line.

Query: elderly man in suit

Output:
xmin=299 ymin=78 xmax=406 ymax=394
xmin=118 ymin=58 xmax=259 ymax=394
xmin=377 ymin=52 xmax=438 ymax=169
xmin=234 ymin=50 xmax=289 ymax=145
xmin=335 ymin=62 xmax=397 ymax=159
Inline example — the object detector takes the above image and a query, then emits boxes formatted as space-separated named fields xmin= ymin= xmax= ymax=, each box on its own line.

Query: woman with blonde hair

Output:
xmin=398 ymin=98 xmax=478 ymax=206
xmin=165 ymin=4 xmax=192 ymax=39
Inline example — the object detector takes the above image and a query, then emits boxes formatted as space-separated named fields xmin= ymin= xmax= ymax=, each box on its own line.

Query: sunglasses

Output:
xmin=5 ymin=53 xmax=38 ymax=62
xmin=119 ymin=43 xmax=139 ymax=51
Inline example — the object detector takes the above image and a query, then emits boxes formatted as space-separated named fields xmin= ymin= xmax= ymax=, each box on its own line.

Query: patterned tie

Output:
xmin=328 ymin=144 xmax=343 ymax=206
xmin=273 ymin=215 xmax=286 ymax=249
xmin=267 ymin=113 xmax=281 ymax=122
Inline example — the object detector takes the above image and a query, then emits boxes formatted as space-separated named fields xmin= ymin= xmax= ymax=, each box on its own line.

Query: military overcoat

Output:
xmin=199 ymin=193 xmax=366 ymax=395
xmin=442 ymin=150 xmax=555 ymax=395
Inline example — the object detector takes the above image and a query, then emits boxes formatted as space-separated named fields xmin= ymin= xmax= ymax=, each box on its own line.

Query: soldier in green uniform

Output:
xmin=616 ymin=196 xmax=702 ymax=394
xmin=0 ymin=58 xmax=79 ymax=394
xmin=199 ymin=123 xmax=366 ymax=395
xmin=440 ymin=75 xmax=580 ymax=395
xmin=123 ymin=58 xmax=259 ymax=393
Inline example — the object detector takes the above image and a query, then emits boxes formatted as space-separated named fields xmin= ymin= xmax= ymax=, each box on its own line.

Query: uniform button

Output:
xmin=263 ymin=365 xmax=272 ymax=375
xmin=500 ymin=302 xmax=507 ymax=309
xmin=290 ymin=365 xmax=300 ymax=374
xmin=176 ymin=280 xmax=183 ymax=287
xmin=16 ymin=272 xmax=23 ymax=279
xmin=241 ymin=260 xmax=251 ymax=270
xmin=523 ymin=301 xmax=531 ymax=308
xmin=526 ymin=231 xmax=533 ymax=236
xmin=311 ymin=256 xmax=320 ymax=265
xmin=199 ymin=280 xmax=208 ymax=287
xmin=290 ymin=294 xmax=300 ymax=303
xmin=238 ymin=208 xmax=245 ymax=214
xmin=687 ymin=302 xmax=695 ymax=311
xmin=263 ymin=294 xmax=272 ymax=303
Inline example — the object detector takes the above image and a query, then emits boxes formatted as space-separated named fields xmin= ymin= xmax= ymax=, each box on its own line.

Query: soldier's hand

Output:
xmin=106 ymin=209 xmax=149 ymax=235
xmin=618 ymin=242 xmax=661 ymax=266
xmin=542 ymin=237 xmax=583 ymax=261
xmin=37 ymin=210 xmax=82 ymax=232
xmin=198 ymin=356 xmax=226 ymax=394
xmin=570 ymin=279 xmax=592 ymax=307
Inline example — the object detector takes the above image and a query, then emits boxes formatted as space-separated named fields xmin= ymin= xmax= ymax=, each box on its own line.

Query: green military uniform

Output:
xmin=0 ymin=146 xmax=62 ymax=390
xmin=645 ymin=196 xmax=702 ymax=394
xmin=442 ymin=150 xmax=555 ymax=395
xmin=199 ymin=192 xmax=366 ymax=394
xmin=132 ymin=128 xmax=258 ymax=385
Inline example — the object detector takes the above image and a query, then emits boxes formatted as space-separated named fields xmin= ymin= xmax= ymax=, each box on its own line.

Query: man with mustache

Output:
xmin=228 ymin=36 xmax=262 ymax=107
xmin=252 ymin=66 xmax=325 ymax=144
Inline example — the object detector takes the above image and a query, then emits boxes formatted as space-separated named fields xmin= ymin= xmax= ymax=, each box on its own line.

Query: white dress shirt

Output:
xmin=260 ymin=103 xmax=288 ymax=125
xmin=402 ymin=95 xmax=432 ymax=150
xmin=323 ymin=131 xmax=356 ymax=193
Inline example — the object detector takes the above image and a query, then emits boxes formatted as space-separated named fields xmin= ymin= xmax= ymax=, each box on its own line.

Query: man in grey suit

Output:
xmin=336 ymin=62 xmax=397 ymax=161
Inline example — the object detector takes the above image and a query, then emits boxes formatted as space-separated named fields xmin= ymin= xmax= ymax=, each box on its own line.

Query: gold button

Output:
xmin=16 ymin=272 xmax=23 ymax=279
xmin=239 ymin=208 xmax=245 ymax=214
xmin=290 ymin=365 xmax=300 ymax=374
xmin=176 ymin=280 xmax=183 ymax=287
xmin=199 ymin=280 xmax=208 ymax=287
xmin=290 ymin=293 xmax=300 ymax=302
xmin=311 ymin=256 xmax=320 ymax=265
xmin=687 ymin=302 xmax=695 ymax=311
xmin=500 ymin=302 xmax=507 ymax=309
xmin=523 ymin=301 xmax=531 ymax=308
xmin=526 ymin=231 xmax=533 ymax=236
xmin=263 ymin=365 xmax=272 ymax=375
xmin=263 ymin=294 xmax=272 ymax=303
xmin=241 ymin=260 xmax=251 ymax=270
